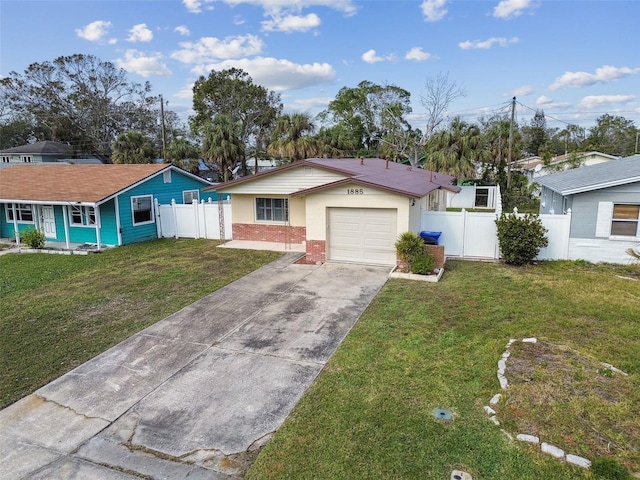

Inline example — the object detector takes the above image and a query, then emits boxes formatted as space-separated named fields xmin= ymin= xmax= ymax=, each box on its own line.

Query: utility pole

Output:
xmin=507 ymin=96 xmax=516 ymax=190
xmin=160 ymin=94 xmax=167 ymax=161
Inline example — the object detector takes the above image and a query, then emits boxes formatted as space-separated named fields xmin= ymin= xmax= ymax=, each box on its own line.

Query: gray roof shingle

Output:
xmin=535 ymin=154 xmax=640 ymax=195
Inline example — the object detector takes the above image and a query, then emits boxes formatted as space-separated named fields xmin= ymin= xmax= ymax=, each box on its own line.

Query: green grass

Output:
xmin=247 ymin=260 xmax=640 ymax=480
xmin=0 ymin=239 xmax=281 ymax=409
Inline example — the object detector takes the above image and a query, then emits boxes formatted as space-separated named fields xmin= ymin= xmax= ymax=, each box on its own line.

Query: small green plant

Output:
xmin=395 ymin=231 xmax=424 ymax=264
xmin=591 ymin=457 xmax=631 ymax=479
xmin=495 ymin=212 xmax=548 ymax=266
xmin=410 ymin=251 xmax=434 ymax=275
xmin=21 ymin=228 xmax=46 ymax=249
xmin=395 ymin=232 xmax=434 ymax=274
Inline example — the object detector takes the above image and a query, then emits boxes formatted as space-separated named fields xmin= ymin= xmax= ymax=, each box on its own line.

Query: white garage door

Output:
xmin=328 ymin=208 xmax=397 ymax=265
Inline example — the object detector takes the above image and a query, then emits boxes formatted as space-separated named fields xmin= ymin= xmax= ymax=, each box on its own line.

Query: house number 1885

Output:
xmin=347 ymin=188 xmax=364 ymax=195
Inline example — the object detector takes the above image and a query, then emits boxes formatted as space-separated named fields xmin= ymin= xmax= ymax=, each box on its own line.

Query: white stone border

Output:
xmin=484 ymin=337 xmax=593 ymax=470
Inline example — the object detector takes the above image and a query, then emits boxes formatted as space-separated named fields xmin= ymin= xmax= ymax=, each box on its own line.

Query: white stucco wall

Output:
xmin=304 ymin=183 xmax=412 ymax=241
xmin=231 ymin=194 xmax=306 ymax=227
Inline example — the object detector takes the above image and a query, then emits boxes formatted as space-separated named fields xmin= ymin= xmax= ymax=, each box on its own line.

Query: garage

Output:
xmin=327 ymin=207 xmax=397 ymax=265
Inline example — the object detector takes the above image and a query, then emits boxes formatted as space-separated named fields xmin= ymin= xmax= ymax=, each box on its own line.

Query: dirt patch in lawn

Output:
xmin=496 ymin=340 xmax=639 ymax=474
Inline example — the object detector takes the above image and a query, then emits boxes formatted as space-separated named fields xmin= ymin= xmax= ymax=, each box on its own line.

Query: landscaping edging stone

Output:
xmin=484 ymin=337 xmax=594 ymax=470
xmin=389 ymin=267 xmax=444 ymax=282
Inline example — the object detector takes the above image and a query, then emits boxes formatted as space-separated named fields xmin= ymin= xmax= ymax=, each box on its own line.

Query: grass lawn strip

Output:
xmin=0 ymin=239 xmax=281 ymax=409
xmin=246 ymin=260 xmax=639 ymax=480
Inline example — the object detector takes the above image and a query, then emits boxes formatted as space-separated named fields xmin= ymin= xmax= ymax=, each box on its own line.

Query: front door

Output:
xmin=41 ymin=205 xmax=57 ymax=239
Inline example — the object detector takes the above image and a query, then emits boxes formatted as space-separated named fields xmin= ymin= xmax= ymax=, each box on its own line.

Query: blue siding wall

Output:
xmin=118 ymin=168 xmax=212 ymax=245
xmin=0 ymin=205 xmax=36 ymax=238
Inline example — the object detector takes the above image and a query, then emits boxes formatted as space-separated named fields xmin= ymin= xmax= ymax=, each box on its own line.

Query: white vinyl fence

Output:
xmin=421 ymin=208 xmax=572 ymax=261
xmin=155 ymin=199 xmax=232 ymax=240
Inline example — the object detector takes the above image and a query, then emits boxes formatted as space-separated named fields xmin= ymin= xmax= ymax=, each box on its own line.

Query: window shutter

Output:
xmin=595 ymin=201 xmax=613 ymax=237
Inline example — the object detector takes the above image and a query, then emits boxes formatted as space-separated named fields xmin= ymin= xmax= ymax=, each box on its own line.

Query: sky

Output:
xmin=1 ymin=0 xmax=639 ymax=133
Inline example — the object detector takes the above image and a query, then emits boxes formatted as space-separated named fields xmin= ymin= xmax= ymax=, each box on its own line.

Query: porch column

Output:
xmin=94 ymin=204 xmax=102 ymax=249
xmin=62 ymin=205 xmax=70 ymax=250
xmin=11 ymin=203 xmax=20 ymax=245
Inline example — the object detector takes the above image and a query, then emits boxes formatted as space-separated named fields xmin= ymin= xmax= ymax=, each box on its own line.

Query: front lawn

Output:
xmin=0 ymin=239 xmax=281 ymax=409
xmin=247 ymin=260 xmax=640 ymax=479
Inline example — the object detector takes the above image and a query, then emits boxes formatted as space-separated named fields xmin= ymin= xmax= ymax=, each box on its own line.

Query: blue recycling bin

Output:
xmin=420 ymin=231 xmax=442 ymax=245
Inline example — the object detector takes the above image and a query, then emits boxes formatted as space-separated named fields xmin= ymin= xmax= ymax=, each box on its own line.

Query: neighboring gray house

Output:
xmin=0 ymin=141 xmax=103 ymax=166
xmin=537 ymin=154 xmax=640 ymax=263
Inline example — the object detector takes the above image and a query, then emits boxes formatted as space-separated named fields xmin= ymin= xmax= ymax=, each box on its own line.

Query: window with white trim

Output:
xmin=21 ymin=155 xmax=32 ymax=163
xmin=70 ymin=206 xmax=96 ymax=226
xmin=131 ymin=195 xmax=154 ymax=225
xmin=1 ymin=156 xmax=9 ymax=163
xmin=5 ymin=203 xmax=34 ymax=223
xmin=611 ymin=204 xmax=639 ymax=236
xmin=183 ymin=190 xmax=199 ymax=204
xmin=256 ymin=197 xmax=288 ymax=222
xmin=474 ymin=188 xmax=489 ymax=208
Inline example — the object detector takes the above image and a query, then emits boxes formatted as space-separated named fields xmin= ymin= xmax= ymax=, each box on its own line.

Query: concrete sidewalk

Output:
xmin=1 ymin=254 xmax=390 ymax=479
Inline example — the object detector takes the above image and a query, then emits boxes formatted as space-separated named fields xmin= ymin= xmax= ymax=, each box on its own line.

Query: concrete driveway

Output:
xmin=0 ymin=254 xmax=390 ymax=479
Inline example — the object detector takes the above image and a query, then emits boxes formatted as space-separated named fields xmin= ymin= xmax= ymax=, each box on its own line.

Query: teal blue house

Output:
xmin=0 ymin=163 xmax=218 ymax=248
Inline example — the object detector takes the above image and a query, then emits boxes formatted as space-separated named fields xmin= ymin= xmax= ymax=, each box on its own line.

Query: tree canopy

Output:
xmin=190 ymin=68 xmax=282 ymax=174
xmin=0 ymin=54 xmax=160 ymax=161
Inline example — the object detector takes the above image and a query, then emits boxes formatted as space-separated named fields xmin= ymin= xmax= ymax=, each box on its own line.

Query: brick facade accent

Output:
xmin=232 ymin=223 xmax=306 ymax=244
xmin=396 ymin=245 xmax=446 ymax=270
xmin=425 ymin=245 xmax=445 ymax=270
xmin=306 ymin=240 xmax=326 ymax=264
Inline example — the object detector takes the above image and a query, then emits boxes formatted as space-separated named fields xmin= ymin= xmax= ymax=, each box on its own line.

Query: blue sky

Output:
xmin=2 ymin=0 xmax=639 ymax=132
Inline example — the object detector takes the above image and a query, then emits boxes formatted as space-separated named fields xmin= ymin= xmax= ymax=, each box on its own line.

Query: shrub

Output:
xmin=395 ymin=231 xmax=424 ymax=264
xmin=395 ymin=231 xmax=434 ymax=274
xmin=495 ymin=212 xmax=548 ymax=266
xmin=21 ymin=228 xmax=46 ymax=249
xmin=410 ymin=251 xmax=434 ymax=275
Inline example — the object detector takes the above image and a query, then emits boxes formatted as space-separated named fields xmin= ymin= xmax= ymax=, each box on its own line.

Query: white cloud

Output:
xmin=549 ymin=65 xmax=640 ymax=90
xmin=262 ymin=13 xmax=321 ymax=32
xmin=535 ymin=95 xmax=553 ymax=105
xmin=171 ymin=35 xmax=264 ymax=63
xmin=192 ymin=57 xmax=335 ymax=91
xmin=578 ymin=94 xmax=636 ymax=110
xmin=513 ymin=85 xmax=533 ymax=96
xmin=175 ymin=25 xmax=191 ymax=36
xmin=220 ymin=0 xmax=357 ymax=16
xmin=362 ymin=49 xmax=394 ymax=64
xmin=183 ymin=0 xmax=214 ymax=13
xmin=175 ymin=82 xmax=196 ymax=99
xmin=287 ymin=96 xmax=333 ymax=111
xmin=127 ymin=23 xmax=153 ymax=42
xmin=75 ymin=20 xmax=113 ymax=42
xmin=421 ymin=0 xmax=447 ymax=22
xmin=530 ymin=96 xmax=570 ymax=110
xmin=116 ymin=50 xmax=172 ymax=77
xmin=493 ymin=0 xmax=538 ymax=19
xmin=405 ymin=47 xmax=432 ymax=62
xmin=459 ymin=36 xmax=518 ymax=50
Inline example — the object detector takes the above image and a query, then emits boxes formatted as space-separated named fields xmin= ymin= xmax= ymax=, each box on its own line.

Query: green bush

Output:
xmin=395 ymin=231 xmax=434 ymax=274
xmin=21 ymin=228 xmax=46 ymax=249
xmin=395 ymin=231 xmax=424 ymax=264
xmin=495 ymin=212 xmax=548 ymax=266
xmin=410 ymin=251 xmax=434 ymax=275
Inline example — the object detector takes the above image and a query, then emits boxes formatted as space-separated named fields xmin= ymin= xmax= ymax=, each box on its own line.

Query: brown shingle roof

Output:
xmin=0 ymin=164 xmax=168 ymax=204
xmin=206 ymin=158 xmax=460 ymax=197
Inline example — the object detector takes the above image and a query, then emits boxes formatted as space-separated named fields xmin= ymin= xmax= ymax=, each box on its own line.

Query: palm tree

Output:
xmin=111 ymin=131 xmax=157 ymax=164
xmin=165 ymin=138 xmax=200 ymax=174
xmin=201 ymin=115 xmax=244 ymax=182
xmin=267 ymin=112 xmax=319 ymax=162
xmin=424 ymin=117 xmax=487 ymax=179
